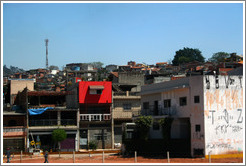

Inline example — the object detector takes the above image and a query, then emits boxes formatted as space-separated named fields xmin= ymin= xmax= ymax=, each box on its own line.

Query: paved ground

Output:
xmin=2 ymin=153 xmax=243 ymax=163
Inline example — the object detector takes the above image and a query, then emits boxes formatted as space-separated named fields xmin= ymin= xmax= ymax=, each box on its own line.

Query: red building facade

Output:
xmin=79 ymin=81 xmax=112 ymax=104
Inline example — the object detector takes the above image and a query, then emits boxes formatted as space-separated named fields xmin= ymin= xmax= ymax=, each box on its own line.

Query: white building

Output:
xmin=140 ymin=75 xmax=243 ymax=157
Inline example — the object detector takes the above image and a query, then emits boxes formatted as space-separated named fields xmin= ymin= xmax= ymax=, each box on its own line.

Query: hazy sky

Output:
xmin=2 ymin=2 xmax=244 ymax=70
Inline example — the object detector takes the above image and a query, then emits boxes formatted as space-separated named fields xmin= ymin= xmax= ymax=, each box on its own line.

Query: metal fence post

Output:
xmin=20 ymin=150 xmax=22 ymax=163
xmin=167 ymin=151 xmax=170 ymax=163
xmin=102 ymin=150 xmax=104 ymax=163
xmin=135 ymin=151 xmax=137 ymax=163
xmin=73 ymin=151 xmax=75 ymax=163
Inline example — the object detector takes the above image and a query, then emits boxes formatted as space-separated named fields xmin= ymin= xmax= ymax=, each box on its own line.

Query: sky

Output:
xmin=2 ymin=2 xmax=244 ymax=70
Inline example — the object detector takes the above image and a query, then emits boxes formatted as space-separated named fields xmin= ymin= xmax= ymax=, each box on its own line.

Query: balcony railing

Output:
xmin=113 ymin=109 xmax=141 ymax=119
xmin=113 ymin=91 xmax=140 ymax=96
xmin=61 ymin=119 xmax=76 ymax=126
xmin=3 ymin=127 xmax=26 ymax=132
xmin=141 ymin=106 xmax=177 ymax=116
xmin=29 ymin=119 xmax=57 ymax=126
xmin=80 ymin=114 xmax=111 ymax=121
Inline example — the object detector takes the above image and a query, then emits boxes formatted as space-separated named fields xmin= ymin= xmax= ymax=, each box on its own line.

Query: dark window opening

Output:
xmin=143 ymin=102 xmax=149 ymax=109
xmin=195 ymin=124 xmax=201 ymax=132
xmin=194 ymin=96 xmax=200 ymax=103
xmin=123 ymin=103 xmax=131 ymax=110
xmin=164 ymin=99 xmax=171 ymax=108
xmin=153 ymin=122 xmax=160 ymax=130
xmin=179 ymin=97 xmax=187 ymax=106
xmin=8 ymin=120 xmax=17 ymax=126
xmin=194 ymin=148 xmax=204 ymax=156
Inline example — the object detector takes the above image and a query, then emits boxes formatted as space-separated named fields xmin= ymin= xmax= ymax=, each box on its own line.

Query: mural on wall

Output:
xmin=204 ymin=76 xmax=243 ymax=155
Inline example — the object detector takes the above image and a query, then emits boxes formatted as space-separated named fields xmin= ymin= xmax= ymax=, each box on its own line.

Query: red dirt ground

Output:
xmin=3 ymin=154 xmax=243 ymax=163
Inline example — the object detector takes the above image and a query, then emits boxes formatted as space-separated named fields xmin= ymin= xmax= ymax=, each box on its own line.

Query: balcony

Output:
xmin=80 ymin=114 xmax=111 ymax=121
xmin=113 ymin=91 xmax=141 ymax=99
xmin=3 ymin=127 xmax=26 ymax=132
xmin=29 ymin=119 xmax=57 ymax=126
xmin=3 ymin=127 xmax=26 ymax=137
xmin=113 ymin=109 xmax=141 ymax=119
xmin=141 ymin=106 xmax=177 ymax=116
xmin=61 ymin=119 xmax=77 ymax=126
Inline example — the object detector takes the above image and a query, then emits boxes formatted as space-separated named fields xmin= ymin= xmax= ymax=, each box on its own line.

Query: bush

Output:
xmin=135 ymin=116 xmax=152 ymax=140
xmin=88 ymin=141 xmax=97 ymax=150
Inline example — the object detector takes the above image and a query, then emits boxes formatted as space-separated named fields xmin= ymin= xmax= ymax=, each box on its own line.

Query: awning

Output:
xmin=89 ymin=85 xmax=104 ymax=90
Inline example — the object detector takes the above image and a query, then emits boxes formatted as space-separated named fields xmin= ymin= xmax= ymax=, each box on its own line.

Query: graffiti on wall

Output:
xmin=207 ymin=109 xmax=242 ymax=125
xmin=205 ymin=108 xmax=243 ymax=152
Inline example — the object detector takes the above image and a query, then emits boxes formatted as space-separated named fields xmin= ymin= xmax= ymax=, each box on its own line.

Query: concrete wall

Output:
xmin=9 ymin=79 xmax=34 ymax=105
xmin=118 ymin=72 xmax=144 ymax=89
xmin=113 ymin=98 xmax=141 ymax=119
xmin=10 ymin=79 xmax=34 ymax=95
xmin=203 ymin=75 xmax=243 ymax=156
xmin=66 ymin=84 xmax=79 ymax=109
xmin=188 ymin=76 xmax=205 ymax=156
xmin=88 ymin=128 xmax=112 ymax=149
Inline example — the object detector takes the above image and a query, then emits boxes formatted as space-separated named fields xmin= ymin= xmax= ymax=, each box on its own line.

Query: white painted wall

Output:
xmin=203 ymin=75 xmax=243 ymax=155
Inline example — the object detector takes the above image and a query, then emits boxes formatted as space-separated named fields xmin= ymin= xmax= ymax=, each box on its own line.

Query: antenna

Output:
xmin=45 ymin=39 xmax=49 ymax=70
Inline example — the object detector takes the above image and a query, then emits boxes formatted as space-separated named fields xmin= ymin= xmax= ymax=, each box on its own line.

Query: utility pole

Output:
xmin=45 ymin=39 xmax=49 ymax=70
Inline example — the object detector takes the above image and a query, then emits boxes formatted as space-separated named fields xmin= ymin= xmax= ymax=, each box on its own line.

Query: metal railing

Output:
xmin=113 ymin=92 xmax=140 ymax=96
xmin=61 ymin=119 xmax=76 ymax=126
xmin=80 ymin=114 xmax=111 ymax=121
xmin=29 ymin=119 xmax=57 ymax=126
xmin=141 ymin=106 xmax=177 ymax=116
xmin=3 ymin=127 xmax=26 ymax=132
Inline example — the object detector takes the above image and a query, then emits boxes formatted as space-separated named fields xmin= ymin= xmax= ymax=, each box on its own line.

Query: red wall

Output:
xmin=79 ymin=81 xmax=112 ymax=104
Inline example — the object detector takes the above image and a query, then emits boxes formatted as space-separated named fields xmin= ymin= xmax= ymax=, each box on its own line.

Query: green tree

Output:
xmin=159 ymin=118 xmax=173 ymax=150
xmin=208 ymin=52 xmax=230 ymax=63
xmin=90 ymin=62 xmax=104 ymax=69
xmin=49 ymin=65 xmax=59 ymax=70
xmin=52 ymin=129 xmax=67 ymax=151
xmin=135 ymin=116 xmax=153 ymax=140
xmin=172 ymin=47 xmax=205 ymax=66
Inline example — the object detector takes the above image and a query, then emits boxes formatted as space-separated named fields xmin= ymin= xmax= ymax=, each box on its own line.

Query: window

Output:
xmin=179 ymin=97 xmax=187 ymax=106
xmin=90 ymin=89 xmax=103 ymax=95
xmin=164 ymin=99 xmax=171 ymax=108
xmin=194 ymin=96 xmax=200 ymax=103
xmin=195 ymin=124 xmax=201 ymax=132
xmin=153 ymin=122 xmax=160 ymax=130
xmin=123 ymin=103 xmax=131 ymax=110
xmin=94 ymin=134 xmax=107 ymax=140
xmin=143 ymin=102 xmax=149 ymax=109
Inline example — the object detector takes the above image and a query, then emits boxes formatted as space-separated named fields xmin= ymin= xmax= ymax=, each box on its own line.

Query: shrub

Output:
xmin=88 ymin=141 xmax=97 ymax=150
xmin=135 ymin=116 xmax=152 ymax=140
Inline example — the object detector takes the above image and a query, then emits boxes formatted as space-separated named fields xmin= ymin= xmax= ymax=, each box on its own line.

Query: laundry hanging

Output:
xmin=28 ymin=107 xmax=54 ymax=116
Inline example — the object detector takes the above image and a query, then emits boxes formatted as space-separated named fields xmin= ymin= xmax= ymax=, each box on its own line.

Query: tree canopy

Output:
xmin=208 ymin=52 xmax=230 ymax=63
xmin=172 ymin=47 xmax=205 ymax=66
xmin=49 ymin=65 xmax=59 ymax=70
xmin=52 ymin=129 xmax=67 ymax=142
xmin=135 ymin=116 xmax=153 ymax=140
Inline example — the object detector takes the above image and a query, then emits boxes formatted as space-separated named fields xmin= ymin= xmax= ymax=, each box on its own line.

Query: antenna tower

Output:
xmin=45 ymin=39 xmax=49 ymax=70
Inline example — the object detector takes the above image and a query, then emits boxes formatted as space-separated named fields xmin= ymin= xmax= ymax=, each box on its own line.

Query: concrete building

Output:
xmin=8 ymin=79 xmax=35 ymax=105
xmin=112 ymin=85 xmax=141 ymax=146
xmin=15 ymin=88 xmax=79 ymax=152
xmin=140 ymin=75 xmax=243 ymax=157
xmin=3 ymin=110 xmax=27 ymax=153
xmin=67 ymin=81 xmax=113 ymax=150
xmin=65 ymin=63 xmax=97 ymax=82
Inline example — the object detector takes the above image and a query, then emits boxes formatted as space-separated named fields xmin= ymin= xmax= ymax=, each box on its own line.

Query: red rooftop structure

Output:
xmin=79 ymin=81 xmax=112 ymax=104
